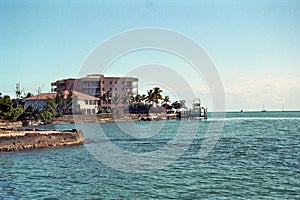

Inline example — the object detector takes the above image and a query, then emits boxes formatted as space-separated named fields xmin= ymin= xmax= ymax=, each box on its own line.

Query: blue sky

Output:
xmin=1 ymin=0 xmax=299 ymax=111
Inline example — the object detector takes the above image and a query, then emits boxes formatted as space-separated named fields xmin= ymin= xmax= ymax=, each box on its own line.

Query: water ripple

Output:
xmin=1 ymin=115 xmax=299 ymax=199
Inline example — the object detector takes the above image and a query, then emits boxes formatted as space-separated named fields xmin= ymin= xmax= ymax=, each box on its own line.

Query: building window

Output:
xmin=122 ymin=81 xmax=124 ymax=85
xmin=115 ymin=87 xmax=117 ymax=91
xmin=109 ymin=81 xmax=112 ymax=85
xmin=102 ymin=81 xmax=105 ymax=84
xmin=109 ymin=88 xmax=112 ymax=91
xmin=122 ymin=88 xmax=125 ymax=91
xmin=102 ymin=88 xmax=105 ymax=91
xmin=115 ymin=81 xmax=117 ymax=84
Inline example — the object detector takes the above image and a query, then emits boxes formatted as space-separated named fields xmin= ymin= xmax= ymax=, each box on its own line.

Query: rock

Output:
xmin=0 ymin=128 xmax=84 ymax=151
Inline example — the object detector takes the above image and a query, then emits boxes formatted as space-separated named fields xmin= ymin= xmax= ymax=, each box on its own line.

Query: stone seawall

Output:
xmin=0 ymin=128 xmax=84 ymax=151
xmin=0 ymin=120 xmax=22 ymax=128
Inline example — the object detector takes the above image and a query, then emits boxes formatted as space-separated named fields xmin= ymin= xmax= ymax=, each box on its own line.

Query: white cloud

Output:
xmin=223 ymin=74 xmax=300 ymax=111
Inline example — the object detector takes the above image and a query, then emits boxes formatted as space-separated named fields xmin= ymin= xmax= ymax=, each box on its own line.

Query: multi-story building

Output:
xmin=51 ymin=78 xmax=76 ymax=92
xmin=51 ymin=74 xmax=138 ymax=98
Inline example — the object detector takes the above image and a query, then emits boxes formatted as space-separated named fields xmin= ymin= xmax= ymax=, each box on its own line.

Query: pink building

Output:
xmin=51 ymin=78 xmax=76 ymax=92
xmin=51 ymin=74 xmax=138 ymax=99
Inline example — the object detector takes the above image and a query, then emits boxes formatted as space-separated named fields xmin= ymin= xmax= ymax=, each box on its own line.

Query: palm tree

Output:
xmin=179 ymin=100 xmax=186 ymax=108
xmin=101 ymin=91 xmax=112 ymax=105
xmin=64 ymin=89 xmax=73 ymax=114
xmin=122 ymin=92 xmax=132 ymax=106
xmin=161 ymin=95 xmax=171 ymax=110
xmin=135 ymin=94 xmax=147 ymax=103
xmin=55 ymin=90 xmax=65 ymax=113
xmin=161 ymin=95 xmax=171 ymax=105
xmin=146 ymin=89 xmax=154 ymax=105
xmin=141 ymin=94 xmax=147 ymax=103
xmin=111 ymin=94 xmax=121 ymax=106
xmin=152 ymin=87 xmax=163 ymax=105
xmin=129 ymin=93 xmax=135 ymax=104
xmin=172 ymin=101 xmax=181 ymax=109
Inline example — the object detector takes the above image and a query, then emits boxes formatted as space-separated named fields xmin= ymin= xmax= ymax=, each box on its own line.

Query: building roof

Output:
xmin=71 ymin=90 xmax=99 ymax=100
xmin=25 ymin=93 xmax=56 ymax=100
xmin=25 ymin=90 xmax=99 ymax=101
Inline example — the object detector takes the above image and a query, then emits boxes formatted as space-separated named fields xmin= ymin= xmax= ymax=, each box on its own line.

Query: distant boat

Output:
xmin=261 ymin=104 xmax=267 ymax=112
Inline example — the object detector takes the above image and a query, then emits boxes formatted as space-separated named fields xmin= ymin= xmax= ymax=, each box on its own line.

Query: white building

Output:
xmin=24 ymin=90 xmax=99 ymax=115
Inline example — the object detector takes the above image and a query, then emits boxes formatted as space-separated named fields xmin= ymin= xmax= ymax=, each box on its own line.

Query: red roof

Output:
xmin=25 ymin=91 xmax=98 ymax=101
xmin=71 ymin=91 xmax=99 ymax=100
xmin=25 ymin=93 xmax=56 ymax=100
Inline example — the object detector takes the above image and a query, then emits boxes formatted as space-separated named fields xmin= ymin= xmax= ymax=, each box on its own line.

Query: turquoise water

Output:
xmin=1 ymin=111 xmax=299 ymax=199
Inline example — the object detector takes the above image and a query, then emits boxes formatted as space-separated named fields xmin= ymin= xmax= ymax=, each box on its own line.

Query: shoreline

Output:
xmin=0 ymin=128 xmax=84 ymax=152
xmin=2 ymin=110 xmax=299 ymax=129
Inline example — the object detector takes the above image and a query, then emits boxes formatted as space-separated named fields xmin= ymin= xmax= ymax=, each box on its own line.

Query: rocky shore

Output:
xmin=0 ymin=120 xmax=22 ymax=129
xmin=0 ymin=128 xmax=84 ymax=151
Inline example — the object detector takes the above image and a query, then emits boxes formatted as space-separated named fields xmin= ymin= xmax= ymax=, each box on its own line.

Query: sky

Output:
xmin=0 ymin=0 xmax=299 ymax=111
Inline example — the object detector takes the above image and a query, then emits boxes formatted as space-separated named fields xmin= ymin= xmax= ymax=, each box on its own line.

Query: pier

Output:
xmin=176 ymin=98 xmax=207 ymax=120
xmin=176 ymin=107 xmax=208 ymax=120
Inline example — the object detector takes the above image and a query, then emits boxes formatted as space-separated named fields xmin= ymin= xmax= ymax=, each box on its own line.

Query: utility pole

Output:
xmin=15 ymin=82 xmax=21 ymax=108
xmin=16 ymin=83 xmax=21 ymax=99
xmin=36 ymin=85 xmax=44 ymax=94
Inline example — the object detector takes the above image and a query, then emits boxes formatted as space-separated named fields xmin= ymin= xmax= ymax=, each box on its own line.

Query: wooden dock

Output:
xmin=176 ymin=108 xmax=208 ymax=120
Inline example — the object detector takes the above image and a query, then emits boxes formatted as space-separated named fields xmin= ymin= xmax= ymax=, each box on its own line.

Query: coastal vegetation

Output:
xmin=97 ymin=86 xmax=186 ymax=115
xmin=0 ymin=93 xmax=25 ymax=121
xmin=0 ymin=90 xmax=73 ymax=124
xmin=0 ymin=87 xmax=187 ymax=124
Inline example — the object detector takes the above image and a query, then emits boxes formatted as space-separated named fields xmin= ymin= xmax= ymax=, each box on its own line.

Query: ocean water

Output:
xmin=0 ymin=111 xmax=299 ymax=199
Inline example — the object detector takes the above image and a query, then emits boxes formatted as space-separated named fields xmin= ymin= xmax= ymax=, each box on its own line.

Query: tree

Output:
xmin=24 ymin=92 xmax=34 ymax=98
xmin=0 ymin=95 xmax=13 ymax=118
xmin=10 ymin=107 xmax=24 ymax=121
xmin=64 ymin=89 xmax=73 ymax=114
xmin=161 ymin=96 xmax=171 ymax=110
xmin=134 ymin=94 xmax=142 ymax=103
xmin=152 ymin=87 xmax=163 ymax=105
xmin=128 ymin=102 xmax=151 ymax=114
xmin=171 ymin=100 xmax=186 ymax=109
xmin=122 ymin=92 xmax=132 ymax=106
xmin=129 ymin=93 xmax=145 ymax=103
xmin=19 ymin=105 xmax=35 ymax=120
xmin=0 ymin=95 xmax=24 ymax=121
xmin=37 ymin=98 xmax=57 ymax=123
xmin=55 ymin=90 xmax=65 ymax=113
xmin=172 ymin=101 xmax=181 ymax=109
xmin=101 ymin=91 xmax=112 ymax=105
xmin=141 ymin=94 xmax=147 ymax=103
xmin=111 ymin=93 xmax=121 ymax=106
xmin=53 ymin=90 xmax=73 ymax=115
xmin=147 ymin=87 xmax=163 ymax=106
xmin=162 ymin=95 xmax=171 ymax=105
xmin=146 ymin=89 xmax=154 ymax=105
xmin=179 ymin=100 xmax=187 ymax=108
